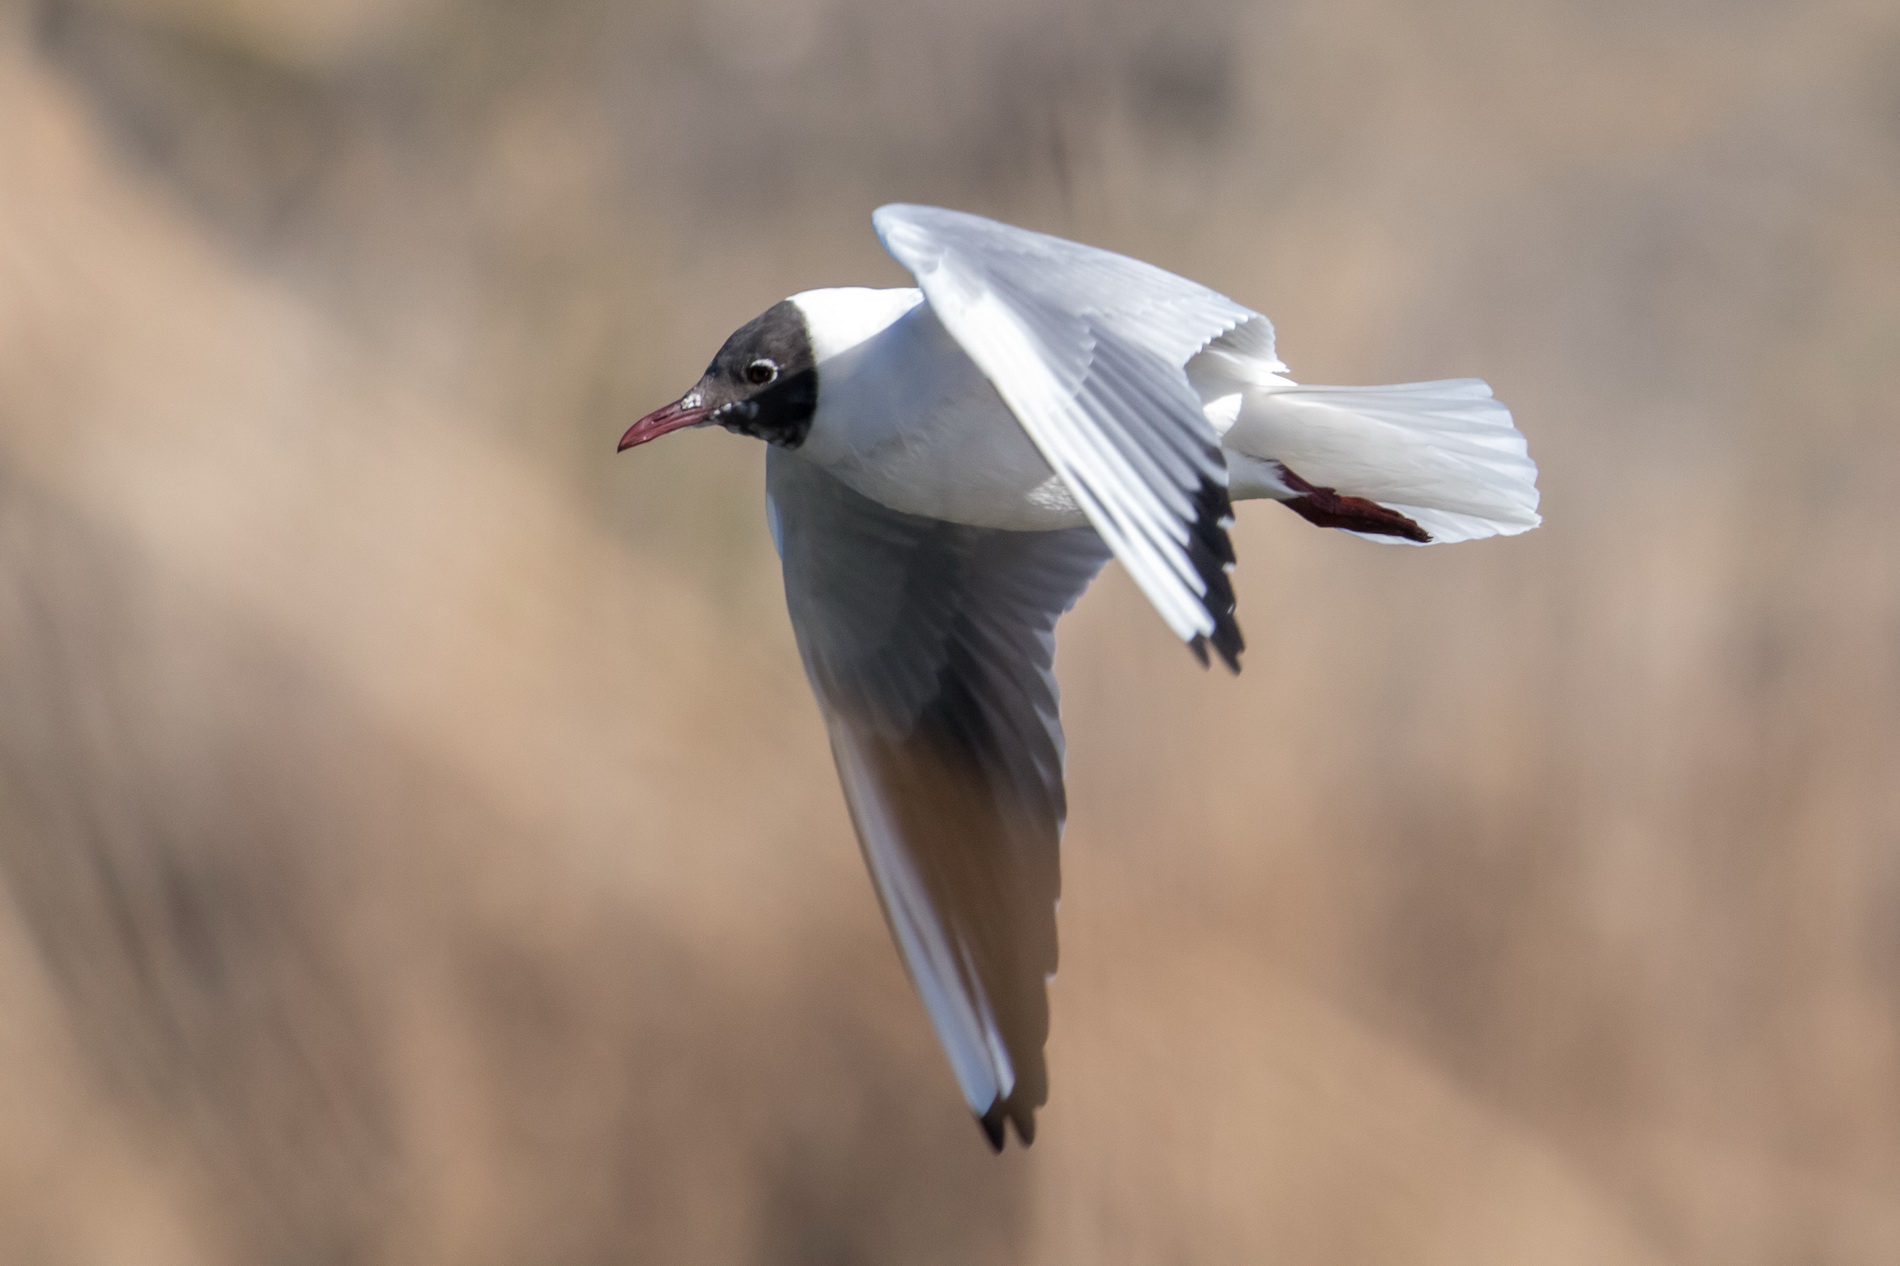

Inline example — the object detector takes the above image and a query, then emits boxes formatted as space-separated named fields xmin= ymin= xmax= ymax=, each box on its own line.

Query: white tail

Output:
xmin=1217 ymin=379 xmax=1542 ymax=545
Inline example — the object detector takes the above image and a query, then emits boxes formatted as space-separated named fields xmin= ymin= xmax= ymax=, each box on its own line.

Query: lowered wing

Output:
xmin=768 ymin=447 xmax=1110 ymax=1148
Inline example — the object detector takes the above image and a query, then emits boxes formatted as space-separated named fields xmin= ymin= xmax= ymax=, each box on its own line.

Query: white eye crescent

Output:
xmin=744 ymin=359 xmax=779 ymax=386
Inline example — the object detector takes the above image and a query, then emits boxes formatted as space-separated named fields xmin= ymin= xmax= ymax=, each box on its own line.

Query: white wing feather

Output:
xmin=873 ymin=203 xmax=1269 ymax=667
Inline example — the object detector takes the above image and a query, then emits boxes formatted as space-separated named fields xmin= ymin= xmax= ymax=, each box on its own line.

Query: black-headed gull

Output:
xmin=619 ymin=205 xmax=1539 ymax=1149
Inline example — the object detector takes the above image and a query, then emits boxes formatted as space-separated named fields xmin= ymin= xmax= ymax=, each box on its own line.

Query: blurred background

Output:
xmin=1 ymin=0 xmax=1897 ymax=1260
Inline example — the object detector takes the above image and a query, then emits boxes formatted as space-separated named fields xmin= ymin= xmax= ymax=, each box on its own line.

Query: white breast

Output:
xmin=794 ymin=292 xmax=1086 ymax=530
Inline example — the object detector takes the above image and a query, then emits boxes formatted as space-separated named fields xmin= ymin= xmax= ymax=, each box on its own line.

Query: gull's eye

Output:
xmin=744 ymin=358 xmax=779 ymax=386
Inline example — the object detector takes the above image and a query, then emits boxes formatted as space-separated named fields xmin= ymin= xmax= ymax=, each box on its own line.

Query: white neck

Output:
xmin=790 ymin=287 xmax=925 ymax=363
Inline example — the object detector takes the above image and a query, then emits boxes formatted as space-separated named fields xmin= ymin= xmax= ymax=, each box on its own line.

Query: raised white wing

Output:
xmin=768 ymin=447 xmax=1110 ymax=1149
xmin=873 ymin=203 xmax=1279 ymax=669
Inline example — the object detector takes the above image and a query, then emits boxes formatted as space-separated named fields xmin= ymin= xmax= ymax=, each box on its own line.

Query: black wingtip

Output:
xmin=1187 ymin=478 xmax=1245 ymax=674
xmin=1188 ymin=633 xmax=1242 ymax=675
xmin=978 ymin=1102 xmax=1008 ymax=1152
xmin=976 ymin=1098 xmax=1040 ymax=1151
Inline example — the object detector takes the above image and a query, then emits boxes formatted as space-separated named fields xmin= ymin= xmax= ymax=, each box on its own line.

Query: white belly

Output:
xmin=826 ymin=399 xmax=1087 ymax=530
xmin=797 ymin=302 xmax=1089 ymax=530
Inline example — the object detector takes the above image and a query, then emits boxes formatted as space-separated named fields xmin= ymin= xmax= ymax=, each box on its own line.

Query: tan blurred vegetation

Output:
xmin=1 ymin=0 xmax=1897 ymax=1261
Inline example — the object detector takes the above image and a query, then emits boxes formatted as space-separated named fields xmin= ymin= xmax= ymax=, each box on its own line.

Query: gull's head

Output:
xmin=618 ymin=298 xmax=817 ymax=451
xmin=618 ymin=287 xmax=923 ymax=452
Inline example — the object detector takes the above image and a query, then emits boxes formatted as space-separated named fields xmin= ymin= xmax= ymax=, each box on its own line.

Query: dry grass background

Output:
xmin=1 ymin=0 xmax=1897 ymax=1261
